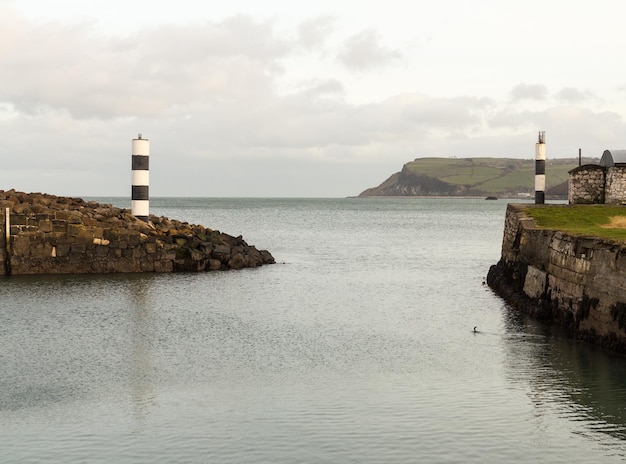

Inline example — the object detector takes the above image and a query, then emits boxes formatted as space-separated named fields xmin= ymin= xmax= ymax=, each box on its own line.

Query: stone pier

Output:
xmin=0 ymin=190 xmax=274 ymax=275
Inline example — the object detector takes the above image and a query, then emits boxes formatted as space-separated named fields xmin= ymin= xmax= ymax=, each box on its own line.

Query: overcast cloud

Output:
xmin=2 ymin=0 xmax=626 ymax=197
xmin=338 ymin=29 xmax=402 ymax=71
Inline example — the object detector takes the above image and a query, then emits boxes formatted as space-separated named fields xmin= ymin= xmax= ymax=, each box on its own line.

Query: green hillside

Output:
xmin=359 ymin=157 xmax=596 ymax=198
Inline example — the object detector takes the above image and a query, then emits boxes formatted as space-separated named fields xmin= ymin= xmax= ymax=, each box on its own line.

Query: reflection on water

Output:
xmin=502 ymin=306 xmax=626 ymax=453
xmin=2 ymin=198 xmax=626 ymax=462
xmin=129 ymin=278 xmax=156 ymax=428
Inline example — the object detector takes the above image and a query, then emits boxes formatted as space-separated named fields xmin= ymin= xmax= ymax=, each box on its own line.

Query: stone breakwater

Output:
xmin=0 ymin=190 xmax=275 ymax=275
xmin=487 ymin=204 xmax=626 ymax=353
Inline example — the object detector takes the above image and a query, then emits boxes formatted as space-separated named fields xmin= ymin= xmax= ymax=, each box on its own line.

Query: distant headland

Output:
xmin=0 ymin=190 xmax=274 ymax=275
xmin=357 ymin=157 xmax=597 ymax=198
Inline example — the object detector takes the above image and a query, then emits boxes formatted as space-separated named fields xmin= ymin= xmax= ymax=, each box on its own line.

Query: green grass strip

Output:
xmin=525 ymin=205 xmax=626 ymax=240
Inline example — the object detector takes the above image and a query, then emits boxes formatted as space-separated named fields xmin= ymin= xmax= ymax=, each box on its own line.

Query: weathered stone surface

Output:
xmin=488 ymin=203 xmax=626 ymax=353
xmin=0 ymin=190 xmax=275 ymax=275
xmin=569 ymin=164 xmax=626 ymax=204
xmin=606 ymin=165 xmax=626 ymax=204
xmin=569 ymin=165 xmax=605 ymax=204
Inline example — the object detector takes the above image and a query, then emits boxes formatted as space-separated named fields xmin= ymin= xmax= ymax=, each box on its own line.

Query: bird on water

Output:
xmin=473 ymin=326 xmax=478 ymax=333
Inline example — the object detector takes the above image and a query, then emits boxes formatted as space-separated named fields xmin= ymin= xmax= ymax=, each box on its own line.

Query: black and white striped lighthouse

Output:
xmin=535 ymin=131 xmax=546 ymax=204
xmin=131 ymin=134 xmax=149 ymax=221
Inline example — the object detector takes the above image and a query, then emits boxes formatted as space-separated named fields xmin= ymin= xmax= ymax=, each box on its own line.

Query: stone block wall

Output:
xmin=569 ymin=163 xmax=626 ymax=204
xmin=488 ymin=204 xmax=626 ymax=353
xmin=568 ymin=165 xmax=605 ymax=204
xmin=1 ymin=209 xmax=171 ymax=275
xmin=605 ymin=165 xmax=626 ymax=204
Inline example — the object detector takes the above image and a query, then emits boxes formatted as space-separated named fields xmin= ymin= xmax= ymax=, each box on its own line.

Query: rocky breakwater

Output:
xmin=0 ymin=190 xmax=274 ymax=275
xmin=487 ymin=203 xmax=626 ymax=353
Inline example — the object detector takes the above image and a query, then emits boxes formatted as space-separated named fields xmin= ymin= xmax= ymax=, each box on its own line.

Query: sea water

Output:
xmin=2 ymin=197 xmax=626 ymax=463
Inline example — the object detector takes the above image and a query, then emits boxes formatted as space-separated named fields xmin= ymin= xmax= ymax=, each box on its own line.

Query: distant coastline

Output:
xmin=357 ymin=156 xmax=587 ymax=199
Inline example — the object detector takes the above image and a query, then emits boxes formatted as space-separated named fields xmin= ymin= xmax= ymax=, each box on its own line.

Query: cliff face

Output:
xmin=487 ymin=204 xmax=626 ymax=353
xmin=0 ymin=190 xmax=274 ymax=275
xmin=358 ymin=165 xmax=477 ymax=197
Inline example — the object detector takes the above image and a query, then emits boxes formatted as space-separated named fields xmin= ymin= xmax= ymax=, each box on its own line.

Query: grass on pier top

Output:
xmin=525 ymin=205 xmax=626 ymax=240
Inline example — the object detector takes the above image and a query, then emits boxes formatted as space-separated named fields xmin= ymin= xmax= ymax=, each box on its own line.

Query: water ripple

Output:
xmin=2 ymin=199 xmax=626 ymax=463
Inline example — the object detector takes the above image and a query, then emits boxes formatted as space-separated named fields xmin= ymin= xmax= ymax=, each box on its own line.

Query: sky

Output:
xmin=2 ymin=0 xmax=626 ymax=197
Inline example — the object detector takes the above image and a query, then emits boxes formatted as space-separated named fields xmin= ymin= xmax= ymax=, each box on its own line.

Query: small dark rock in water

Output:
xmin=485 ymin=196 xmax=498 ymax=200
xmin=0 ymin=190 xmax=275 ymax=275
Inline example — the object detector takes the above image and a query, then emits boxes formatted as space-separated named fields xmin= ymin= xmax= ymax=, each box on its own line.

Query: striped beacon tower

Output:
xmin=535 ymin=131 xmax=546 ymax=204
xmin=131 ymin=133 xmax=150 ymax=221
